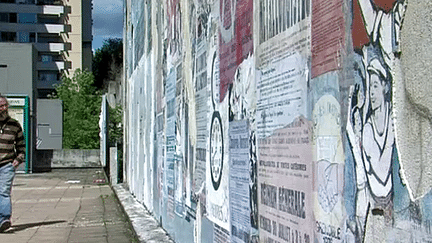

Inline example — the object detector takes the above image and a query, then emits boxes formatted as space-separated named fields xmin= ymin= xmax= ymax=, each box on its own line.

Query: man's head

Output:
xmin=0 ymin=95 xmax=9 ymax=121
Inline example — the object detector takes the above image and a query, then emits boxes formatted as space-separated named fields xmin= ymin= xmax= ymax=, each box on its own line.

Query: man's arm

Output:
xmin=13 ymin=124 xmax=25 ymax=168
xmin=357 ymin=0 xmax=378 ymax=36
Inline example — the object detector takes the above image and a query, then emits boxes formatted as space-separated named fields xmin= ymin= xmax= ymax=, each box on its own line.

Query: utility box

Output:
xmin=36 ymin=99 xmax=63 ymax=150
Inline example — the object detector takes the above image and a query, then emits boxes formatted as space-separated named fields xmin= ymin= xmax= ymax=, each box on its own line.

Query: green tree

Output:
xmin=92 ymin=38 xmax=123 ymax=90
xmin=53 ymin=69 xmax=101 ymax=149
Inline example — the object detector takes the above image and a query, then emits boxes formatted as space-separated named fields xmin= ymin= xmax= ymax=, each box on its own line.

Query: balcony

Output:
xmin=34 ymin=42 xmax=66 ymax=52
xmin=37 ymin=60 xmax=64 ymax=70
xmin=0 ymin=3 xmax=64 ymax=15
xmin=42 ymin=5 xmax=64 ymax=15
xmin=0 ymin=22 xmax=65 ymax=34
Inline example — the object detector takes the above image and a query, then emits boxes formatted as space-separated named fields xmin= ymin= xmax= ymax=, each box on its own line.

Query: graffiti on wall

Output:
xmin=123 ymin=0 xmax=432 ymax=242
xmin=345 ymin=0 xmax=432 ymax=241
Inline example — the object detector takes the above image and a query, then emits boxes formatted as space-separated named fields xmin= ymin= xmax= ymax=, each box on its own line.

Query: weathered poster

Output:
xmin=214 ymin=223 xmax=231 ymax=243
xmin=175 ymin=63 xmax=186 ymax=217
xmin=229 ymin=120 xmax=251 ymax=243
xmin=256 ymin=0 xmax=311 ymax=138
xmin=258 ymin=116 xmax=313 ymax=243
xmin=207 ymin=13 xmax=231 ymax=230
xmin=193 ymin=37 xmax=209 ymax=198
xmin=257 ymin=0 xmax=310 ymax=67
xmin=311 ymin=0 xmax=345 ymax=78
xmin=311 ymin=73 xmax=345 ymax=243
xmin=256 ymin=52 xmax=309 ymax=139
xmin=167 ymin=0 xmax=182 ymax=62
xmin=228 ymin=56 xmax=259 ymax=239
xmin=219 ymin=0 xmax=253 ymax=101
xmin=165 ymin=68 xmax=176 ymax=218
xmin=157 ymin=112 xmax=165 ymax=219
xmin=256 ymin=1 xmax=312 ymax=242
xmin=8 ymin=108 xmax=24 ymax=129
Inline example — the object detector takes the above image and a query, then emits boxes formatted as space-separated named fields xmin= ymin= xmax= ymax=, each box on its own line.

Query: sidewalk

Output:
xmin=0 ymin=168 xmax=138 ymax=243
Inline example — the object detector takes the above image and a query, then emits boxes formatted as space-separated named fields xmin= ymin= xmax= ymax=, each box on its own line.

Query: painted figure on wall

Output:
xmin=347 ymin=0 xmax=406 ymax=241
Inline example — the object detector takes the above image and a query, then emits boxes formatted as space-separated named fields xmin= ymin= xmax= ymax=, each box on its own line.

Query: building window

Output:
xmin=0 ymin=32 xmax=17 ymax=42
xmin=37 ymin=33 xmax=61 ymax=43
xmin=17 ymin=32 xmax=35 ymax=43
xmin=17 ymin=0 xmax=35 ymax=4
xmin=39 ymin=71 xmax=58 ymax=82
xmin=30 ymin=32 xmax=36 ymax=42
xmin=41 ymin=55 xmax=53 ymax=63
xmin=38 ymin=14 xmax=60 ymax=24
xmin=0 ymin=13 xmax=18 ymax=23
xmin=18 ymin=32 xmax=29 ymax=42
xmin=9 ymin=13 xmax=17 ymax=23
xmin=18 ymin=13 xmax=37 ymax=24
xmin=0 ymin=13 xmax=8 ymax=23
xmin=37 ymin=0 xmax=62 ymax=5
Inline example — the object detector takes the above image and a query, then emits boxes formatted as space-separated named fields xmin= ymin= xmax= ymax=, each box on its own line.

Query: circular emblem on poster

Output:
xmin=210 ymin=111 xmax=224 ymax=190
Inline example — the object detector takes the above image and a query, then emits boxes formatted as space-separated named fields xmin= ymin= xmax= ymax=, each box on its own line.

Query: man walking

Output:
xmin=0 ymin=95 xmax=25 ymax=232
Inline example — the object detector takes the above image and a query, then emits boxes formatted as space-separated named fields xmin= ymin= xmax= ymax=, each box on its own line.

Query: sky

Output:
xmin=92 ymin=0 xmax=123 ymax=51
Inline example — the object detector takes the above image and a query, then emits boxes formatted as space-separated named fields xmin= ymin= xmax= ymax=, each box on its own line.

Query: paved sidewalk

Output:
xmin=0 ymin=168 xmax=138 ymax=243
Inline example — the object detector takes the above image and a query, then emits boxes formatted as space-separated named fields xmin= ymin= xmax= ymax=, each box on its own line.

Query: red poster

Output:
xmin=219 ymin=0 xmax=253 ymax=102
xmin=311 ymin=0 xmax=345 ymax=78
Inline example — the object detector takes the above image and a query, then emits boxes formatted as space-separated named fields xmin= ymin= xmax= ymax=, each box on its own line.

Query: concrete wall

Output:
xmin=123 ymin=0 xmax=432 ymax=242
xmin=0 ymin=43 xmax=37 ymax=173
xmin=35 ymin=149 xmax=101 ymax=170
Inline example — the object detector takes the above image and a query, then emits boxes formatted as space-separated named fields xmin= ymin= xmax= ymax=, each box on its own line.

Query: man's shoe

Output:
xmin=0 ymin=219 xmax=11 ymax=233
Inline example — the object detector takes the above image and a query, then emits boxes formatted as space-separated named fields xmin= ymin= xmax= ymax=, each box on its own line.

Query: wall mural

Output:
xmin=123 ymin=0 xmax=432 ymax=242
xmin=346 ymin=0 xmax=431 ymax=241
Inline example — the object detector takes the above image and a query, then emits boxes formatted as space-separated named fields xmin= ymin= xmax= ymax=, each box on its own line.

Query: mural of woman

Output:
xmin=347 ymin=0 xmax=406 ymax=240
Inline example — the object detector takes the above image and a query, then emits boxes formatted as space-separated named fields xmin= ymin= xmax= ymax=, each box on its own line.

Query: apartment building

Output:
xmin=0 ymin=0 xmax=92 ymax=98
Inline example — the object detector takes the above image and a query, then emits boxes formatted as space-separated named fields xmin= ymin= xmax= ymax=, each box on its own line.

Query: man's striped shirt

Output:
xmin=0 ymin=117 xmax=25 ymax=166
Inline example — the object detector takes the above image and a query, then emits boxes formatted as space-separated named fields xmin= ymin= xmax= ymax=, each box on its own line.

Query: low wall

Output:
xmin=34 ymin=149 xmax=101 ymax=171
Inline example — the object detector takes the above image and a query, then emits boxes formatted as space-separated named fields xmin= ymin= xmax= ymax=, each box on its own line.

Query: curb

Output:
xmin=111 ymin=183 xmax=175 ymax=243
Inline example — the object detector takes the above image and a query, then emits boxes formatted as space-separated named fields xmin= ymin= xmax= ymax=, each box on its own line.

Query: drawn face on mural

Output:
xmin=369 ymin=73 xmax=385 ymax=111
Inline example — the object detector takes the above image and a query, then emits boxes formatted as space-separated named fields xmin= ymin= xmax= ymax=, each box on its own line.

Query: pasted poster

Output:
xmin=311 ymin=0 xmax=345 ymax=78
xmin=256 ymin=52 xmax=309 ymax=139
xmin=193 ymin=35 xmax=209 ymax=198
xmin=256 ymin=0 xmax=311 ymax=139
xmin=167 ymin=0 xmax=182 ymax=61
xmin=228 ymin=56 xmax=259 ymax=240
xmin=229 ymin=120 xmax=251 ymax=243
xmin=219 ymin=0 xmax=253 ymax=101
xmin=257 ymin=0 xmax=310 ymax=67
xmin=165 ymin=68 xmax=176 ymax=219
xmin=207 ymin=12 xmax=231 ymax=230
xmin=311 ymin=73 xmax=345 ymax=243
xmin=175 ymin=63 xmax=186 ymax=217
xmin=258 ymin=116 xmax=313 ymax=243
xmin=256 ymin=1 xmax=312 ymax=242
xmin=8 ymin=108 xmax=24 ymax=129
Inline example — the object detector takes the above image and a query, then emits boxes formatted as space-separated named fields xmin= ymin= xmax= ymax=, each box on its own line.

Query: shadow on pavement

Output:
xmin=2 ymin=220 xmax=67 ymax=233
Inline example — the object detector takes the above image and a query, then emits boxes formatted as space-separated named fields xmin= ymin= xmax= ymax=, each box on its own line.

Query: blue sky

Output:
xmin=92 ymin=0 xmax=123 ymax=51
